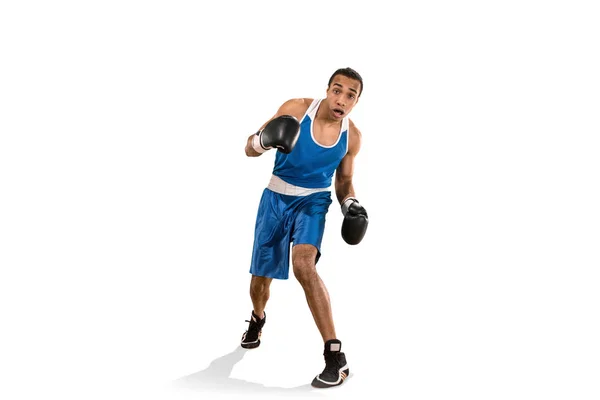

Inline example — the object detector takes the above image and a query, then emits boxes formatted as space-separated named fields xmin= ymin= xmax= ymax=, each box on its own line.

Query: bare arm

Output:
xmin=244 ymin=98 xmax=311 ymax=157
xmin=335 ymin=123 xmax=362 ymax=205
xmin=245 ymin=135 xmax=262 ymax=157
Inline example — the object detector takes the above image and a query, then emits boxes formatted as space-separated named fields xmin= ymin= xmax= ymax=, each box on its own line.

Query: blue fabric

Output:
xmin=272 ymin=113 xmax=347 ymax=189
xmin=250 ymin=188 xmax=333 ymax=280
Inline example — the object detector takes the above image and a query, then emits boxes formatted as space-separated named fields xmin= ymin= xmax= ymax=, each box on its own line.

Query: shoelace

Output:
xmin=323 ymin=352 xmax=339 ymax=376
xmin=244 ymin=319 xmax=260 ymax=334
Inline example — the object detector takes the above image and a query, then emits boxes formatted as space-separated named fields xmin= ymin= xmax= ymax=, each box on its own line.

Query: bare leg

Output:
xmin=292 ymin=244 xmax=336 ymax=342
xmin=249 ymin=275 xmax=272 ymax=319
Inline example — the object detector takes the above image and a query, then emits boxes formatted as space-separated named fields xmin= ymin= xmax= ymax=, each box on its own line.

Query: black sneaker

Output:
xmin=240 ymin=311 xmax=266 ymax=349
xmin=311 ymin=339 xmax=350 ymax=388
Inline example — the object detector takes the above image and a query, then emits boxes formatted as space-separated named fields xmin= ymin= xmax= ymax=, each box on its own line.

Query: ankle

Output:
xmin=324 ymin=339 xmax=342 ymax=352
xmin=252 ymin=310 xmax=265 ymax=320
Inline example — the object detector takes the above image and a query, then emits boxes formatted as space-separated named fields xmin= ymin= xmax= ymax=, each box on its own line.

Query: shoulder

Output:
xmin=346 ymin=119 xmax=362 ymax=155
xmin=276 ymin=98 xmax=314 ymax=121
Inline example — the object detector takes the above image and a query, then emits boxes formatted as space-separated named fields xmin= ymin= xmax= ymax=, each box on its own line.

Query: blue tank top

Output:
xmin=272 ymin=99 xmax=349 ymax=189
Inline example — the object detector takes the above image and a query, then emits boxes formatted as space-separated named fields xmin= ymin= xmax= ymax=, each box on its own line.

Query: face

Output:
xmin=325 ymin=75 xmax=361 ymax=120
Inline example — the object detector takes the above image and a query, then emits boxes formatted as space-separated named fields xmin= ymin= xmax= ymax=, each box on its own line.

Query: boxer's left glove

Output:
xmin=341 ymin=197 xmax=368 ymax=245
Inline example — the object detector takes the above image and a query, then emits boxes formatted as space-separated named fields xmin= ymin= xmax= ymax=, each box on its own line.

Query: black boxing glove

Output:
xmin=341 ymin=197 xmax=368 ymax=245
xmin=252 ymin=115 xmax=300 ymax=154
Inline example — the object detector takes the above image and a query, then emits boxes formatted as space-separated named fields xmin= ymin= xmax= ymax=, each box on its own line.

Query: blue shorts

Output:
xmin=249 ymin=188 xmax=333 ymax=280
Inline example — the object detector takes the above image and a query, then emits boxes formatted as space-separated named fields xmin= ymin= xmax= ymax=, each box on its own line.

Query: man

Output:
xmin=241 ymin=67 xmax=369 ymax=388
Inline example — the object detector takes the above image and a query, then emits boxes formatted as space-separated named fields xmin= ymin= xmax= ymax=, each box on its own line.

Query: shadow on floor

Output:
xmin=171 ymin=346 xmax=332 ymax=397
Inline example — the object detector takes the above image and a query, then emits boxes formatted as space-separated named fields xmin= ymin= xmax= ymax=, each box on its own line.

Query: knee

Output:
xmin=250 ymin=276 xmax=270 ymax=297
xmin=292 ymin=253 xmax=318 ymax=286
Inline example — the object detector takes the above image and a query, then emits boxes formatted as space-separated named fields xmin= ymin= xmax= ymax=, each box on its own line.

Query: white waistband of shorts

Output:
xmin=267 ymin=175 xmax=330 ymax=196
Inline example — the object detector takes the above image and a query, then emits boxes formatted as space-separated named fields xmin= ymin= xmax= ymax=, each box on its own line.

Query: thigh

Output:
xmin=291 ymin=192 xmax=331 ymax=248
xmin=291 ymin=210 xmax=327 ymax=250
xmin=250 ymin=189 xmax=293 ymax=279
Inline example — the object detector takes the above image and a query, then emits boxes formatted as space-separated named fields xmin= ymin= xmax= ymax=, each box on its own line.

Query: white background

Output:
xmin=1 ymin=1 xmax=599 ymax=399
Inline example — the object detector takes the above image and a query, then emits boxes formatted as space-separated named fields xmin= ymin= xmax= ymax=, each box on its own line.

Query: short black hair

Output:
xmin=327 ymin=67 xmax=363 ymax=97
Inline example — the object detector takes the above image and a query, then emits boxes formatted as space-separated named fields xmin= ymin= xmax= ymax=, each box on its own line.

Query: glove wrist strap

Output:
xmin=252 ymin=132 xmax=268 ymax=154
xmin=341 ymin=197 xmax=358 ymax=216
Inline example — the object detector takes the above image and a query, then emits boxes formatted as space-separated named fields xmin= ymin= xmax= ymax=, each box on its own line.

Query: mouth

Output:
xmin=333 ymin=108 xmax=345 ymax=118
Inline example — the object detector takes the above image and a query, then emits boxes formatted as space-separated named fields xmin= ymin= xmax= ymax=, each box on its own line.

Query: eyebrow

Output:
xmin=333 ymin=83 xmax=358 ymax=94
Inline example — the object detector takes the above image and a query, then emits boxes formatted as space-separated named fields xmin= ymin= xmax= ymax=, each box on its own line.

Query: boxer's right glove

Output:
xmin=252 ymin=115 xmax=300 ymax=154
xmin=341 ymin=197 xmax=368 ymax=245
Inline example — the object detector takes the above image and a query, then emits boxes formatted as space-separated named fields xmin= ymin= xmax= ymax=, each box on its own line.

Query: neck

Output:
xmin=315 ymin=102 xmax=341 ymax=126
